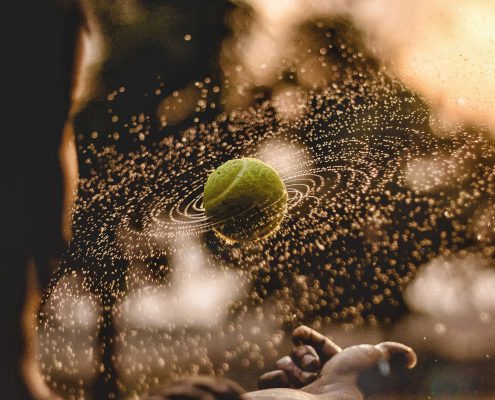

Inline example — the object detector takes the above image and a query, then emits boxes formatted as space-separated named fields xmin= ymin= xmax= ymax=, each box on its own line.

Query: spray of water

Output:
xmin=38 ymin=4 xmax=495 ymax=398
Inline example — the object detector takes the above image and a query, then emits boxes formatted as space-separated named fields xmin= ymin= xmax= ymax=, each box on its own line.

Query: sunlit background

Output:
xmin=35 ymin=0 xmax=495 ymax=399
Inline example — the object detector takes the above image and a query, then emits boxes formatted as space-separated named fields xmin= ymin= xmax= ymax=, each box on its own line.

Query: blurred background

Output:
xmin=13 ymin=0 xmax=495 ymax=399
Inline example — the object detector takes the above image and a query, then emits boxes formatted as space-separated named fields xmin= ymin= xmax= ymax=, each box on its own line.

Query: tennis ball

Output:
xmin=203 ymin=158 xmax=288 ymax=242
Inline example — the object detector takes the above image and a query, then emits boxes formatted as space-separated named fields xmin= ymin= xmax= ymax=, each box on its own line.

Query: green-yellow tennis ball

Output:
xmin=203 ymin=158 xmax=288 ymax=242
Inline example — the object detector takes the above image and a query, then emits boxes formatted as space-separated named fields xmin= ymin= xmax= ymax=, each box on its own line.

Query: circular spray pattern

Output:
xmin=119 ymin=159 xmax=349 ymax=245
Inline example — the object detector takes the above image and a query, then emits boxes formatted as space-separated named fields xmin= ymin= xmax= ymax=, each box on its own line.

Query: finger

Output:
xmin=257 ymin=346 xmax=320 ymax=390
xmin=258 ymin=370 xmax=290 ymax=389
xmin=356 ymin=343 xmax=417 ymax=396
xmin=375 ymin=342 xmax=417 ymax=370
xmin=275 ymin=355 xmax=318 ymax=388
xmin=292 ymin=326 xmax=342 ymax=363
xmin=290 ymin=344 xmax=320 ymax=372
xmin=327 ymin=343 xmax=416 ymax=377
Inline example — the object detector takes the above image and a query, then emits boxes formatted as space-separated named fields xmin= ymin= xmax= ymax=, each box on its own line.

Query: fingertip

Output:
xmin=273 ymin=354 xmax=318 ymax=388
xmin=292 ymin=326 xmax=341 ymax=362
xmin=290 ymin=344 xmax=320 ymax=371
xmin=258 ymin=370 xmax=290 ymax=389
xmin=275 ymin=355 xmax=294 ymax=370
xmin=292 ymin=325 xmax=312 ymax=344
xmin=301 ymin=353 xmax=320 ymax=371
xmin=405 ymin=349 xmax=417 ymax=369
xmin=376 ymin=342 xmax=417 ymax=369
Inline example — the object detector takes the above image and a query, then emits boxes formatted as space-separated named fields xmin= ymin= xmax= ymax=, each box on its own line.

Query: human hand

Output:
xmin=258 ymin=325 xmax=342 ymax=389
xmin=255 ymin=326 xmax=416 ymax=400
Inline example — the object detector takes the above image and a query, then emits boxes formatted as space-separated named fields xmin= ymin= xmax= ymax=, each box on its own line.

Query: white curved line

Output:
xmin=204 ymin=159 xmax=247 ymax=207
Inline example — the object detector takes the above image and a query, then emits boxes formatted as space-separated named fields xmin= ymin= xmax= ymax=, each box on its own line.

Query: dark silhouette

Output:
xmin=1 ymin=0 xmax=81 ymax=398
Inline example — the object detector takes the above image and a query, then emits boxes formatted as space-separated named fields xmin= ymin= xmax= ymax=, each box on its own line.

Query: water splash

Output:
xmin=38 ymin=12 xmax=495 ymax=398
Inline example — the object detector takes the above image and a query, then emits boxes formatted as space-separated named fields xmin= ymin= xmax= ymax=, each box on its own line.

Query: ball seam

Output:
xmin=206 ymin=158 xmax=247 ymax=207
